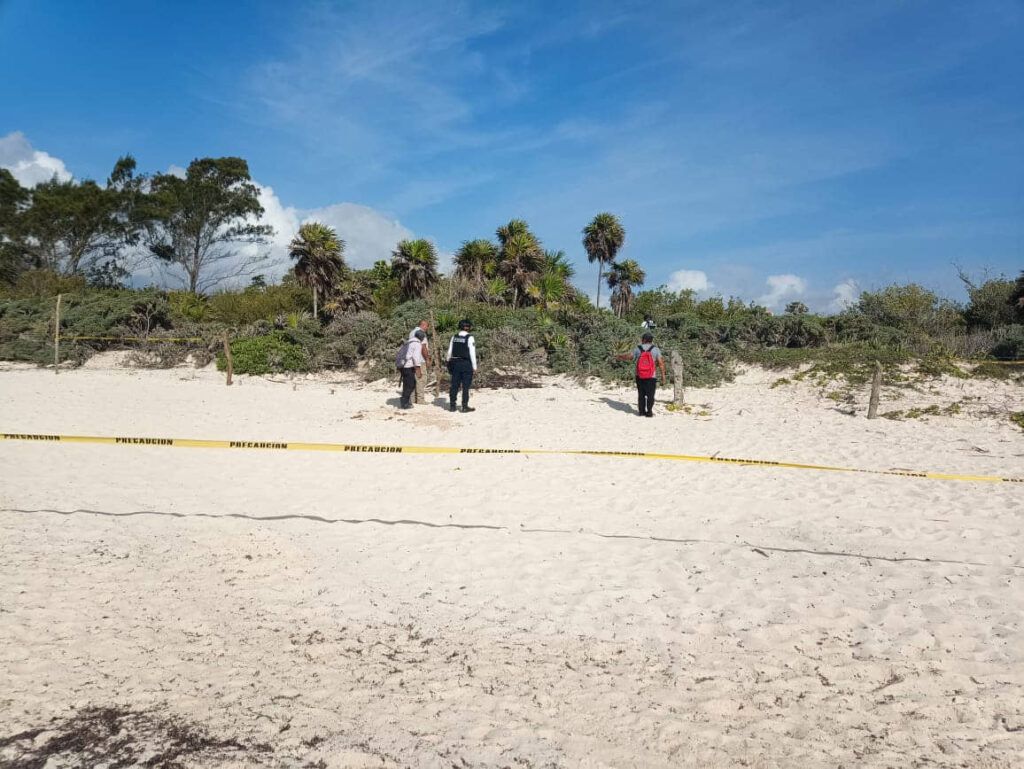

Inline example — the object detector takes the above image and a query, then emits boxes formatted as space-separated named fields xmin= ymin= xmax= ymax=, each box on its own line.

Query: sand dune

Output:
xmin=1 ymin=363 xmax=1022 ymax=767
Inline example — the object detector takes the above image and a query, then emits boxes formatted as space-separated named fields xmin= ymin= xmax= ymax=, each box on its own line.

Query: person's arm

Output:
xmin=615 ymin=346 xmax=637 ymax=362
xmin=413 ymin=342 xmax=425 ymax=377
xmin=468 ymin=335 xmax=477 ymax=370
xmin=446 ymin=336 xmax=454 ymax=361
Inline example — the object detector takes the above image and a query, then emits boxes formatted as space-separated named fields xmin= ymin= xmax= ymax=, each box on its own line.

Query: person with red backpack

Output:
xmin=616 ymin=332 xmax=667 ymax=417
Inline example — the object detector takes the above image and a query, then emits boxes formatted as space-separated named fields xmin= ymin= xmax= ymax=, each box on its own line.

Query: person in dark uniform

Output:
xmin=446 ymin=318 xmax=478 ymax=413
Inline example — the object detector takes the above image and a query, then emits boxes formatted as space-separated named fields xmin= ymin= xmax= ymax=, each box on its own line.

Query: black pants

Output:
xmin=449 ymin=361 xmax=474 ymax=407
xmin=636 ymin=377 xmax=657 ymax=415
xmin=400 ymin=367 xmax=417 ymax=406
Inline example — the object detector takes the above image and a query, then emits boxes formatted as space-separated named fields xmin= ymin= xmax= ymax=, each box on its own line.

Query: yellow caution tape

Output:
xmin=2 ymin=432 xmax=1021 ymax=484
xmin=63 ymin=335 xmax=206 ymax=343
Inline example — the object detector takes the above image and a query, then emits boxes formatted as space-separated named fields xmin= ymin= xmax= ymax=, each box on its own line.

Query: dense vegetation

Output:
xmin=1 ymin=153 xmax=1021 ymax=388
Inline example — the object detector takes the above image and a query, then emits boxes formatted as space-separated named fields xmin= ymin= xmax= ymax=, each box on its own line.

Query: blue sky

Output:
xmin=1 ymin=0 xmax=1021 ymax=308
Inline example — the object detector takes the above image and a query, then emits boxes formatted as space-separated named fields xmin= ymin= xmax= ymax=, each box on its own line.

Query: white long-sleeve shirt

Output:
xmin=446 ymin=331 xmax=477 ymax=369
xmin=398 ymin=338 xmax=425 ymax=369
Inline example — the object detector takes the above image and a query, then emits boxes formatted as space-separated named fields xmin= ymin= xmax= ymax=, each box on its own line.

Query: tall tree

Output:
xmin=583 ymin=212 xmax=625 ymax=309
xmin=145 ymin=157 xmax=272 ymax=293
xmin=453 ymin=238 xmax=497 ymax=287
xmin=495 ymin=219 xmax=543 ymax=307
xmin=6 ymin=156 xmax=142 ymax=280
xmin=391 ymin=238 xmax=439 ymax=300
xmin=289 ymin=222 xmax=345 ymax=317
xmin=607 ymin=259 xmax=645 ymax=318
xmin=0 ymin=169 xmax=29 ymax=283
xmin=1012 ymin=271 xmax=1024 ymax=322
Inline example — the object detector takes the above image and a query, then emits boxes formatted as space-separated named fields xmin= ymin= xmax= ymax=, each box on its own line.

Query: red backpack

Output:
xmin=636 ymin=346 xmax=656 ymax=379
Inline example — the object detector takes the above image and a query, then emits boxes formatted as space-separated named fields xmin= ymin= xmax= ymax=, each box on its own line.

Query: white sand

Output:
xmin=1 ymin=362 xmax=1022 ymax=767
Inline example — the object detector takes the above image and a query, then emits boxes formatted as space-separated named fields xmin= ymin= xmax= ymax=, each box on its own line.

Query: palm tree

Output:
xmin=528 ymin=271 xmax=568 ymax=310
xmin=289 ymin=222 xmax=345 ymax=317
xmin=484 ymin=276 xmax=510 ymax=305
xmin=496 ymin=219 xmax=543 ymax=307
xmin=499 ymin=232 xmax=544 ymax=307
xmin=607 ymin=259 xmax=645 ymax=318
xmin=582 ymin=213 xmax=625 ymax=309
xmin=391 ymin=238 xmax=439 ymax=300
xmin=325 ymin=276 xmax=373 ymax=314
xmin=541 ymin=249 xmax=575 ymax=281
xmin=453 ymin=239 xmax=498 ymax=287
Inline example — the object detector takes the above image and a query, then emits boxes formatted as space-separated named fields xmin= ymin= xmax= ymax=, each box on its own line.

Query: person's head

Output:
xmin=458 ymin=318 xmax=472 ymax=331
xmin=644 ymin=315 xmax=652 ymax=322
xmin=414 ymin=329 xmax=426 ymax=341
xmin=418 ymin=320 xmax=429 ymax=331
xmin=641 ymin=332 xmax=654 ymax=344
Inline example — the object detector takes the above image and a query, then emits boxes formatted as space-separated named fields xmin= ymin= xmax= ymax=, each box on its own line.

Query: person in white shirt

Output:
xmin=397 ymin=329 xmax=426 ymax=409
xmin=446 ymin=319 xmax=478 ymax=412
xmin=408 ymin=320 xmax=430 ymax=403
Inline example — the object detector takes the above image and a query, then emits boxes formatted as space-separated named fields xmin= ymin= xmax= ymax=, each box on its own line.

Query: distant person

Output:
xmin=616 ymin=332 xmax=667 ymax=417
xmin=408 ymin=320 xmax=430 ymax=403
xmin=641 ymin=315 xmax=656 ymax=330
xmin=446 ymin=319 xmax=477 ymax=413
xmin=396 ymin=329 xmax=426 ymax=410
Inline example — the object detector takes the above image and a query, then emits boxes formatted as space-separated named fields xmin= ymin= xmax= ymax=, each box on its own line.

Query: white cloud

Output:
xmin=240 ymin=191 xmax=416 ymax=284
xmin=666 ymin=269 xmax=712 ymax=293
xmin=301 ymin=203 xmax=413 ymax=269
xmin=757 ymin=274 xmax=807 ymax=309
xmin=830 ymin=279 xmax=859 ymax=311
xmin=0 ymin=131 xmax=72 ymax=186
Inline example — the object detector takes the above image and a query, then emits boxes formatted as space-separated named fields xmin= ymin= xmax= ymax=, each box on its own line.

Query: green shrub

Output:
xmin=989 ymin=325 xmax=1024 ymax=361
xmin=218 ymin=332 xmax=310 ymax=375
xmin=0 ymin=269 xmax=87 ymax=299
xmin=853 ymin=284 xmax=964 ymax=345
xmin=206 ymin=284 xmax=309 ymax=326
xmin=168 ymin=291 xmax=209 ymax=323
xmin=962 ymin=277 xmax=1017 ymax=330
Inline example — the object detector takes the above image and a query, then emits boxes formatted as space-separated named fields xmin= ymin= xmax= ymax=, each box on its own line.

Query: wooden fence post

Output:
xmin=53 ymin=293 xmax=62 ymax=374
xmin=671 ymin=350 xmax=685 ymax=407
xmin=867 ymin=360 xmax=882 ymax=419
xmin=429 ymin=309 xmax=442 ymax=400
xmin=222 ymin=333 xmax=234 ymax=386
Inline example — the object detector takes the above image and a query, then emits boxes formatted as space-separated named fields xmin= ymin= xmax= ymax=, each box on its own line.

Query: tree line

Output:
xmin=0 ymin=153 xmax=648 ymax=317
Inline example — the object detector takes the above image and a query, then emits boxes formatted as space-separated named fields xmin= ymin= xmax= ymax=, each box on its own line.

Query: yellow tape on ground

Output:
xmin=64 ymin=335 xmax=205 ymax=343
xmin=2 ymin=432 xmax=1021 ymax=485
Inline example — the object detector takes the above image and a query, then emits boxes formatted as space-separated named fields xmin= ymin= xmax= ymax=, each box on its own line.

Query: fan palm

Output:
xmin=325 ymin=276 xmax=373 ymax=314
xmin=289 ymin=222 xmax=345 ymax=317
xmin=454 ymin=239 xmax=498 ymax=287
xmin=495 ymin=219 xmax=543 ymax=307
xmin=582 ymin=213 xmax=625 ymax=310
xmin=542 ymin=249 xmax=575 ymax=281
xmin=607 ymin=259 xmax=646 ymax=318
xmin=484 ymin=276 xmax=510 ymax=305
xmin=498 ymin=232 xmax=544 ymax=307
xmin=528 ymin=271 xmax=568 ymax=310
xmin=391 ymin=238 xmax=439 ymax=300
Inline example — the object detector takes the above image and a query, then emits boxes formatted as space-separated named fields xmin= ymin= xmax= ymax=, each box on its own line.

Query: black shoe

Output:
xmin=645 ymin=412 xmax=654 ymax=417
xmin=449 ymin=404 xmax=458 ymax=412
xmin=462 ymin=406 xmax=475 ymax=413
xmin=400 ymin=403 xmax=413 ymax=410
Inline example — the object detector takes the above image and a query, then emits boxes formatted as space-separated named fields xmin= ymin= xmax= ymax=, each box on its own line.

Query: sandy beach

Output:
xmin=1 ymin=361 xmax=1022 ymax=768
